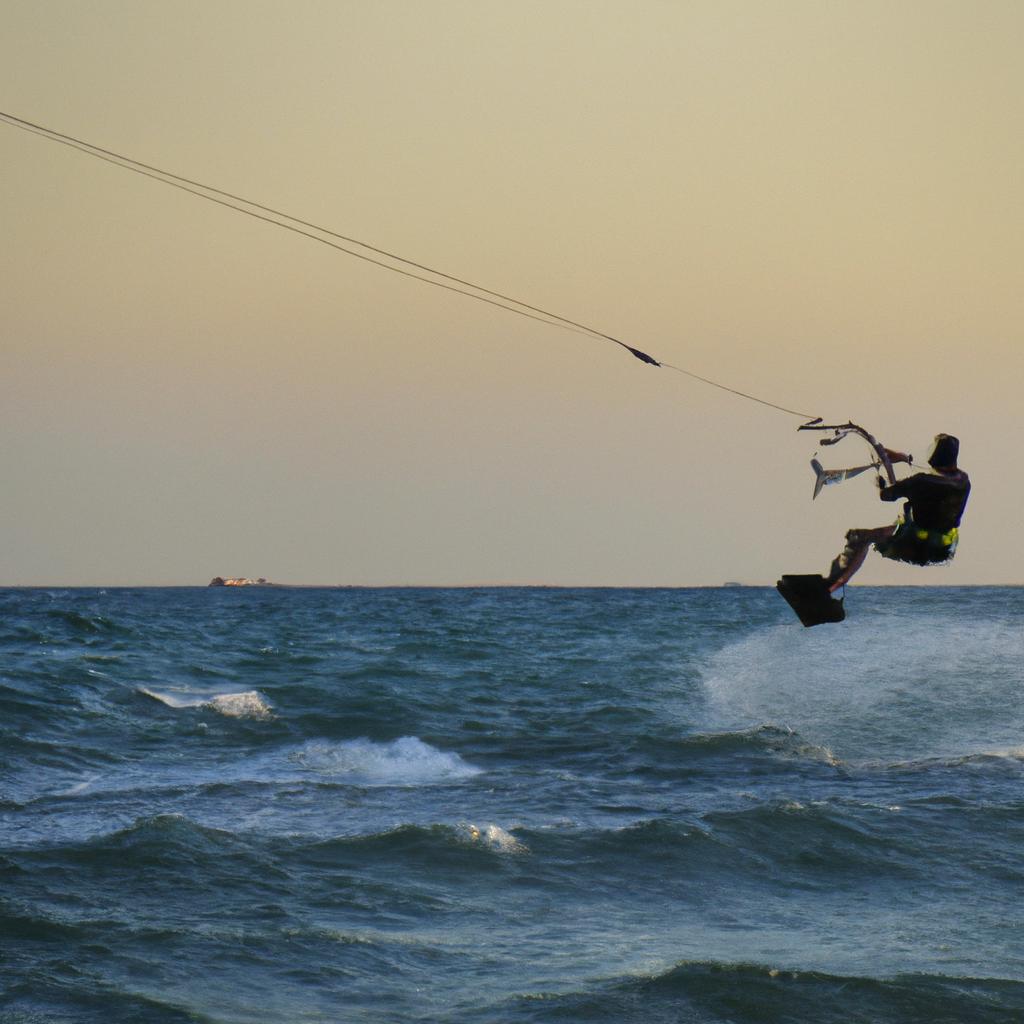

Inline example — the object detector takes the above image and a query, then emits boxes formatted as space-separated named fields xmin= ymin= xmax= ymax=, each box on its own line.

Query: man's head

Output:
xmin=928 ymin=434 xmax=960 ymax=470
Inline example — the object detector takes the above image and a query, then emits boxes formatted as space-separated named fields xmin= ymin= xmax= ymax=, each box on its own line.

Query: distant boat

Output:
xmin=208 ymin=577 xmax=276 ymax=587
xmin=721 ymin=581 xmax=745 ymax=588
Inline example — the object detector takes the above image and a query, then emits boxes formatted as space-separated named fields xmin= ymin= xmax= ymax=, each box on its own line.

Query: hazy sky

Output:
xmin=2 ymin=1 xmax=1021 ymax=585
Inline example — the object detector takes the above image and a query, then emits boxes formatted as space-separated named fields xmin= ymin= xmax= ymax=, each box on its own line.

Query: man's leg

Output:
xmin=826 ymin=525 xmax=896 ymax=593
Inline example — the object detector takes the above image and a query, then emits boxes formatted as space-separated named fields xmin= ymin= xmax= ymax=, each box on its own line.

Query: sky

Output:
xmin=2 ymin=0 xmax=1022 ymax=586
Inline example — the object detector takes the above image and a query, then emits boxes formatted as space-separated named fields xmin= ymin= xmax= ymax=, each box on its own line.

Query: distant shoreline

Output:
xmin=1 ymin=583 xmax=1018 ymax=590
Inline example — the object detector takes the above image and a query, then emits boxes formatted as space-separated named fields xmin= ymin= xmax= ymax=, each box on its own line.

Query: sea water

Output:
xmin=2 ymin=586 xmax=1023 ymax=1023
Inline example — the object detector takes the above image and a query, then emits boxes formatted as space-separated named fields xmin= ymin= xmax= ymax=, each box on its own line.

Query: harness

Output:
xmin=876 ymin=513 xmax=959 ymax=566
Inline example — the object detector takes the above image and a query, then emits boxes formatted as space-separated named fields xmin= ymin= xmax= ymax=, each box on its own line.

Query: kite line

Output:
xmin=1 ymin=109 xmax=815 ymax=420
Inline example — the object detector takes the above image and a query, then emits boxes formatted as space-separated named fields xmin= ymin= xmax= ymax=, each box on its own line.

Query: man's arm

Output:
xmin=876 ymin=446 xmax=915 ymax=501
xmin=883 ymin=447 xmax=912 ymax=466
xmin=879 ymin=474 xmax=921 ymax=503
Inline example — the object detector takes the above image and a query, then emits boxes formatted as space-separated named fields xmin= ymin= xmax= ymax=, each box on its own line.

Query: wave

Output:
xmin=1 ymin=730 xmax=116 ymax=764
xmin=698 ymin=798 xmax=919 ymax=879
xmin=882 ymin=747 xmax=1024 ymax=772
xmin=0 ymin=623 xmax=50 ymax=645
xmin=289 ymin=736 xmax=482 ymax=786
xmin=139 ymin=687 xmax=272 ymax=718
xmin=5 ymin=736 xmax=482 ymax=819
xmin=2 ymin=975 xmax=218 ymax=1024
xmin=4 ymin=813 xmax=291 ymax=879
xmin=509 ymin=799 xmax=936 ymax=893
xmin=43 ymin=607 xmax=136 ymax=638
xmin=75 ymin=813 xmax=243 ymax=866
xmin=0 ymin=903 xmax=87 ymax=943
xmin=15 ymin=817 xmax=526 ymax=897
xmin=488 ymin=960 xmax=1024 ymax=1023
xmin=299 ymin=821 xmax=528 ymax=866
xmin=634 ymin=725 xmax=841 ymax=770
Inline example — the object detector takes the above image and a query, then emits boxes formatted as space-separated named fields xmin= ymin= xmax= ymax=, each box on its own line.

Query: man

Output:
xmin=826 ymin=434 xmax=970 ymax=592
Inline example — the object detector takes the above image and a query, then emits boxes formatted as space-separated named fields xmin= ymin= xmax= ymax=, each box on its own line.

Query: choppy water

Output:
xmin=2 ymin=586 xmax=1023 ymax=1023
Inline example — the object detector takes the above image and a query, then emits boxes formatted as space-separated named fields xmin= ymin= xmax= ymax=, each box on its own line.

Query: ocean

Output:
xmin=2 ymin=585 xmax=1023 ymax=1023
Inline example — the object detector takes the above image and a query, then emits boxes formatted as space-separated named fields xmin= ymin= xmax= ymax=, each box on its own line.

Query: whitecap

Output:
xmin=139 ymin=687 xmax=272 ymax=718
xmin=291 ymin=736 xmax=481 ymax=786
xmin=206 ymin=692 xmax=273 ymax=718
xmin=459 ymin=822 xmax=528 ymax=855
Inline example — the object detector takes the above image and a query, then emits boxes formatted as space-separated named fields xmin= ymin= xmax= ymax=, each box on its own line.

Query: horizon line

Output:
xmin=0 ymin=581 xmax=1017 ymax=590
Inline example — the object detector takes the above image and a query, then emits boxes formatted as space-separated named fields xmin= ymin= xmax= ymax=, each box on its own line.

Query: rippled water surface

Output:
xmin=2 ymin=586 xmax=1023 ymax=1022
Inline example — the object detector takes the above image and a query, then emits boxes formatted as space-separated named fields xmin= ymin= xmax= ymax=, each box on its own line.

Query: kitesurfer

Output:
xmin=825 ymin=434 xmax=970 ymax=591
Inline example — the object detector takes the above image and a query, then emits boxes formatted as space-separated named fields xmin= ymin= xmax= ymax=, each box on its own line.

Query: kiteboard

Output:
xmin=775 ymin=574 xmax=845 ymax=627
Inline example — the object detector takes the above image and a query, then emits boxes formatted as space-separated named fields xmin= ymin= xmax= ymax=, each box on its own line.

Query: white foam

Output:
xmin=291 ymin=737 xmax=481 ymax=786
xmin=459 ymin=822 xmax=528 ymax=855
xmin=140 ymin=687 xmax=272 ymax=718
xmin=207 ymin=692 xmax=273 ymax=718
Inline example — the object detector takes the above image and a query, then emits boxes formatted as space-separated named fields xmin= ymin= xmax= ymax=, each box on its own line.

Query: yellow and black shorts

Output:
xmin=876 ymin=520 xmax=959 ymax=566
